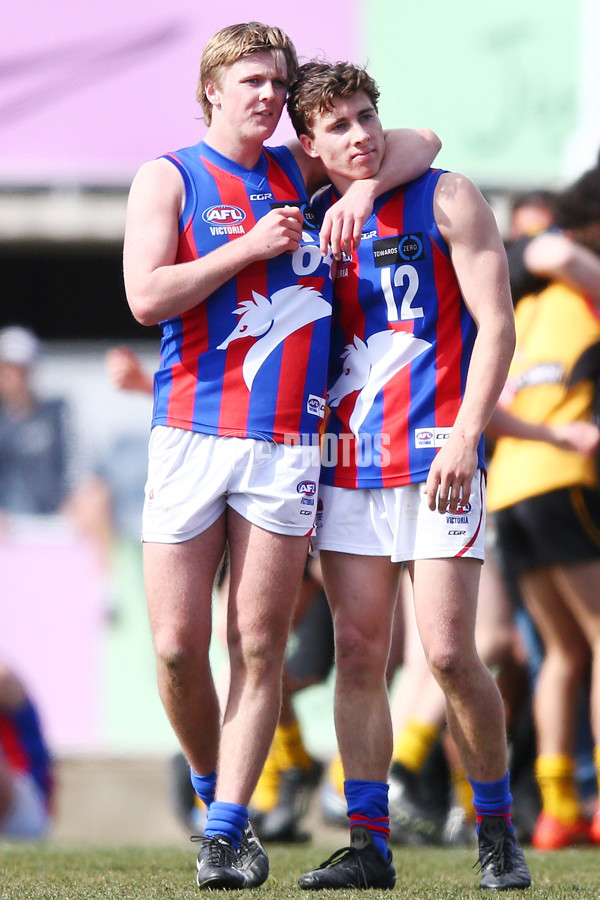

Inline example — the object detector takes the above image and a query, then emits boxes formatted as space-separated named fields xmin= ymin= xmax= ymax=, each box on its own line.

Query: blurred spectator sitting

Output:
xmin=0 ymin=326 xmax=71 ymax=518
xmin=0 ymin=662 xmax=54 ymax=840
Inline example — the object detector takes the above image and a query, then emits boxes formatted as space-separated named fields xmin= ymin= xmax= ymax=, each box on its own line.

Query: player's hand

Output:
xmin=106 ymin=346 xmax=153 ymax=394
xmin=246 ymin=205 xmax=304 ymax=259
xmin=319 ymin=180 xmax=376 ymax=259
xmin=551 ymin=421 xmax=600 ymax=457
xmin=424 ymin=438 xmax=478 ymax=514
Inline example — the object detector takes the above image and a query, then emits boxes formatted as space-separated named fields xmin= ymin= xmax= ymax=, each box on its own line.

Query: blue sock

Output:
xmin=190 ymin=769 xmax=217 ymax=808
xmin=469 ymin=771 xmax=513 ymax=832
xmin=344 ymin=779 xmax=391 ymax=859
xmin=205 ymin=801 xmax=248 ymax=850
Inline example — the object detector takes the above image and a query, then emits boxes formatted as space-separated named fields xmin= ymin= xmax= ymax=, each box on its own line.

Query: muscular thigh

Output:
xmin=226 ymin=510 xmax=310 ymax=653
xmin=552 ymin=560 xmax=600 ymax=645
xmin=410 ymin=557 xmax=481 ymax=661
xmin=320 ymin=550 xmax=400 ymax=649
xmin=144 ymin=514 xmax=227 ymax=652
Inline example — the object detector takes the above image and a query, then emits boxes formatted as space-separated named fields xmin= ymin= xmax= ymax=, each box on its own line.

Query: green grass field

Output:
xmin=1 ymin=842 xmax=599 ymax=900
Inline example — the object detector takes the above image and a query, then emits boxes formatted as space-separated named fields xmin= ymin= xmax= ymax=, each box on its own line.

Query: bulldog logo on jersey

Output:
xmin=327 ymin=329 xmax=430 ymax=437
xmin=217 ymin=285 xmax=331 ymax=389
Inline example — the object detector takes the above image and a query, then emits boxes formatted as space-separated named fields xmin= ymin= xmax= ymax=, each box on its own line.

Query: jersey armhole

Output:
xmin=161 ymin=153 xmax=197 ymax=232
xmin=423 ymin=168 xmax=450 ymax=258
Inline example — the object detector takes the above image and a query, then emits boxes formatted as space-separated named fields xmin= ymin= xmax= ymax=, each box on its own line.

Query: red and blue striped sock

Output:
xmin=344 ymin=778 xmax=391 ymax=859
xmin=469 ymin=771 xmax=513 ymax=833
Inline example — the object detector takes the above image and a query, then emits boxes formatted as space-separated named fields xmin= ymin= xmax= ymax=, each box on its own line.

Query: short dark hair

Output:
xmin=287 ymin=60 xmax=380 ymax=137
xmin=555 ymin=165 xmax=600 ymax=256
xmin=509 ymin=189 xmax=557 ymax=216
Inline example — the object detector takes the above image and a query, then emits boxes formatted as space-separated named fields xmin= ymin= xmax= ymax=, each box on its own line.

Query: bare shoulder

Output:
xmin=434 ymin=171 xmax=486 ymax=214
xmin=129 ymin=157 xmax=183 ymax=200
xmin=434 ymin=172 xmax=497 ymax=243
xmin=127 ymin=157 xmax=184 ymax=217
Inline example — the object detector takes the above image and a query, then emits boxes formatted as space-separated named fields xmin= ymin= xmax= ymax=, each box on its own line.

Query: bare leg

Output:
xmin=553 ymin=559 xmax=600 ymax=744
xmin=144 ymin=514 xmax=227 ymax=775
xmin=476 ymin=551 xmax=518 ymax=670
xmin=320 ymin=551 xmax=401 ymax=782
xmin=385 ymin=571 xmax=406 ymax=687
xmin=521 ymin=566 xmax=593 ymax=755
xmin=391 ymin=572 xmax=446 ymax=736
xmin=410 ymin=557 xmax=508 ymax=782
xmin=215 ymin=510 xmax=309 ymax=805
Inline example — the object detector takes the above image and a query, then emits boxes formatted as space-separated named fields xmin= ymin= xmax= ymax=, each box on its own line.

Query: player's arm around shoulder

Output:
xmin=287 ymin=129 xmax=441 ymax=257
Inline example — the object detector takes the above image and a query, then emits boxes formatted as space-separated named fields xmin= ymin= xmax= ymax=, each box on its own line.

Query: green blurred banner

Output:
xmin=364 ymin=0 xmax=589 ymax=187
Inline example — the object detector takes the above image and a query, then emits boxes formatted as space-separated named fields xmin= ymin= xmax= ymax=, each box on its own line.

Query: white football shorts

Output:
xmin=142 ymin=426 xmax=321 ymax=542
xmin=313 ymin=470 xmax=486 ymax=562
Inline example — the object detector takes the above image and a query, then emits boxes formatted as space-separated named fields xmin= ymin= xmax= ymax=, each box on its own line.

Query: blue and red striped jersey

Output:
xmin=0 ymin=699 xmax=53 ymax=806
xmin=316 ymin=168 xmax=485 ymax=488
xmin=151 ymin=141 xmax=334 ymax=442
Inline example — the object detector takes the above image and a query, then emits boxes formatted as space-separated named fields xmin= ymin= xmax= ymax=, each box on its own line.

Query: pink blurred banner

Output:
xmin=2 ymin=1 xmax=358 ymax=184
xmin=0 ymin=521 xmax=107 ymax=752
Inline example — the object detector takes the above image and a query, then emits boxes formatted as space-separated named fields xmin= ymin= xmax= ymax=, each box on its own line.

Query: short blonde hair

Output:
xmin=197 ymin=22 xmax=298 ymax=125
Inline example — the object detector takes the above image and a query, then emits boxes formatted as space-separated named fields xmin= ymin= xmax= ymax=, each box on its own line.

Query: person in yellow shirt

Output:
xmin=487 ymin=162 xmax=600 ymax=850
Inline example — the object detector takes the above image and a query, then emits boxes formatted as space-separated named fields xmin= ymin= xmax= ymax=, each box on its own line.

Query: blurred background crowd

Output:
xmin=2 ymin=0 xmax=600 ymax=850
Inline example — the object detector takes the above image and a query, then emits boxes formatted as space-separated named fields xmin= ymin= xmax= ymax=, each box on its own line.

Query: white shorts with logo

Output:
xmin=0 ymin=773 xmax=50 ymax=839
xmin=313 ymin=470 xmax=486 ymax=562
xmin=142 ymin=427 xmax=321 ymax=543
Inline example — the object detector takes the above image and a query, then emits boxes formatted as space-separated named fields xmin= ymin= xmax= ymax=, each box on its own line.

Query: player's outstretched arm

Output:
xmin=524 ymin=231 xmax=600 ymax=307
xmin=319 ymin=129 xmax=441 ymax=258
xmin=488 ymin=407 xmax=600 ymax=458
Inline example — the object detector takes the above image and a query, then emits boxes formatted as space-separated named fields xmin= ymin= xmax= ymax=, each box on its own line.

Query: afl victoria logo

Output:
xmin=296 ymin=480 xmax=317 ymax=497
xmin=202 ymin=205 xmax=246 ymax=225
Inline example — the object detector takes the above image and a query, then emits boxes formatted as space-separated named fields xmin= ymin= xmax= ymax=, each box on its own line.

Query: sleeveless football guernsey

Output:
xmin=315 ymin=168 xmax=484 ymax=488
xmin=152 ymin=141 xmax=334 ymax=443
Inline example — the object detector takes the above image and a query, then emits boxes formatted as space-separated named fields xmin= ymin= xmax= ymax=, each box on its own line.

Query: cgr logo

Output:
xmin=296 ymin=480 xmax=317 ymax=497
xmin=202 ymin=205 xmax=246 ymax=225
xmin=250 ymin=193 xmax=273 ymax=200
